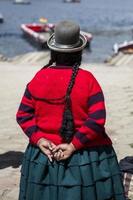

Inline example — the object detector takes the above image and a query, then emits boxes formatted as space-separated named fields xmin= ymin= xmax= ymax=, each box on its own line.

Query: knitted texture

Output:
xmin=16 ymin=66 xmax=112 ymax=149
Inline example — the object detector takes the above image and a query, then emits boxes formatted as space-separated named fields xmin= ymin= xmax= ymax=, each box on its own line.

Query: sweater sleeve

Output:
xmin=16 ymin=86 xmax=45 ymax=145
xmin=71 ymin=73 xmax=107 ymax=150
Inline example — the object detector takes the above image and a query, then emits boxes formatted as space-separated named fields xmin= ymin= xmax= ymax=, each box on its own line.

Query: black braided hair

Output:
xmin=60 ymin=62 xmax=80 ymax=143
xmin=41 ymin=50 xmax=82 ymax=143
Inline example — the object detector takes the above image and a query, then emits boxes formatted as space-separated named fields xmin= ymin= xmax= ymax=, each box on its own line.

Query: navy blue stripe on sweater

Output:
xmin=88 ymin=92 xmax=104 ymax=107
xmin=85 ymin=119 xmax=105 ymax=134
xmin=25 ymin=125 xmax=38 ymax=137
xmin=17 ymin=115 xmax=34 ymax=124
xmin=24 ymin=87 xmax=32 ymax=99
xmin=75 ymin=132 xmax=89 ymax=144
xmin=18 ymin=103 xmax=34 ymax=113
xmin=89 ymin=109 xmax=106 ymax=120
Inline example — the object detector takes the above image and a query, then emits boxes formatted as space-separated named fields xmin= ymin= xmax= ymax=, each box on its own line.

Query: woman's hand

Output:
xmin=52 ymin=143 xmax=76 ymax=161
xmin=37 ymin=138 xmax=56 ymax=162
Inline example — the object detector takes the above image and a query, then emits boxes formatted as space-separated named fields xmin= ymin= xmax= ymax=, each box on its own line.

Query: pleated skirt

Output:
xmin=19 ymin=143 xmax=126 ymax=200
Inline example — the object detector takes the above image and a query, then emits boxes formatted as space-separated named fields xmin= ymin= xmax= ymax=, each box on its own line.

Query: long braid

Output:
xmin=40 ymin=51 xmax=82 ymax=142
xmin=60 ymin=62 xmax=80 ymax=143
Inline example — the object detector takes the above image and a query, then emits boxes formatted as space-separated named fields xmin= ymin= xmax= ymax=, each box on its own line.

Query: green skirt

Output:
xmin=19 ymin=143 xmax=126 ymax=200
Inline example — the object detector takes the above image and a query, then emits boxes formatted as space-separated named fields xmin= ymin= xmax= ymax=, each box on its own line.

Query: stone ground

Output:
xmin=0 ymin=60 xmax=133 ymax=200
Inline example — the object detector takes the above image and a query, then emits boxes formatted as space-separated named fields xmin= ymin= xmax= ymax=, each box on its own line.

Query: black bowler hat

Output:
xmin=47 ymin=20 xmax=87 ymax=52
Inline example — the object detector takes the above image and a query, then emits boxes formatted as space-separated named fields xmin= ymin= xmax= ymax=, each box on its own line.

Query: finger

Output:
xmin=50 ymin=142 xmax=57 ymax=148
xmin=37 ymin=138 xmax=43 ymax=146
xmin=58 ymin=149 xmax=64 ymax=158
xmin=60 ymin=151 xmax=64 ymax=158
xmin=52 ymin=145 xmax=62 ymax=153
xmin=58 ymin=155 xmax=67 ymax=161
xmin=54 ymin=150 xmax=64 ymax=161
xmin=48 ymin=142 xmax=53 ymax=150
xmin=53 ymin=152 xmax=58 ymax=158
xmin=53 ymin=152 xmax=61 ymax=161
xmin=39 ymin=145 xmax=47 ymax=154
xmin=41 ymin=142 xmax=49 ymax=149
xmin=56 ymin=151 xmax=62 ymax=161
xmin=40 ymin=146 xmax=52 ymax=158
xmin=58 ymin=152 xmax=71 ymax=161
xmin=47 ymin=154 xmax=53 ymax=162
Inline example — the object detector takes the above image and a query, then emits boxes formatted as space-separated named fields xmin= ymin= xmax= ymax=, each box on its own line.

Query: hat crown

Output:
xmin=55 ymin=21 xmax=80 ymax=46
xmin=47 ymin=20 xmax=87 ymax=52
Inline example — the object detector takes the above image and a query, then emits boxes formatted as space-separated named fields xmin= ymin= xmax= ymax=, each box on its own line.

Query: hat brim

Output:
xmin=47 ymin=32 xmax=87 ymax=52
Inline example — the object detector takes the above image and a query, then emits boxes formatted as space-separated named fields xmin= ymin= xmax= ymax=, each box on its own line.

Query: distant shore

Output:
xmin=0 ymin=52 xmax=133 ymax=199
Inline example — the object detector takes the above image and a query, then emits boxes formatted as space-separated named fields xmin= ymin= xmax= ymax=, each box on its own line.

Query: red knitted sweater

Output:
xmin=16 ymin=66 xmax=112 ymax=149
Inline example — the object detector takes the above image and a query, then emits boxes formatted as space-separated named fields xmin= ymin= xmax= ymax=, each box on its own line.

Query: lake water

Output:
xmin=0 ymin=0 xmax=133 ymax=62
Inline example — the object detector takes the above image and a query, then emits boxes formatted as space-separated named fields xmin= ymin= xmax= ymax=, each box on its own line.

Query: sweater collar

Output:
xmin=50 ymin=64 xmax=72 ymax=69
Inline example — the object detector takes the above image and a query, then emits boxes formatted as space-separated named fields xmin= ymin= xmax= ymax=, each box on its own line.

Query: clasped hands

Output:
xmin=37 ymin=138 xmax=76 ymax=162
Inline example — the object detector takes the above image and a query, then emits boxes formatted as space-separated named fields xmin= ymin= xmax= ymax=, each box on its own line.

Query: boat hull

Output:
xmin=113 ymin=41 xmax=133 ymax=54
xmin=0 ymin=19 xmax=4 ymax=23
xmin=63 ymin=0 xmax=80 ymax=2
xmin=13 ymin=0 xmax=31 ymax=4
xmin=21 ymin=23 xmax=54 ymax=48
xmin=0 ymin=14 xmax=4 ymax=23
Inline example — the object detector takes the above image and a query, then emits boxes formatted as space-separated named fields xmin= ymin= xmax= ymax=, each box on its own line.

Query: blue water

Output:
xmin=0 ymin=0 xmax=133 ymax=62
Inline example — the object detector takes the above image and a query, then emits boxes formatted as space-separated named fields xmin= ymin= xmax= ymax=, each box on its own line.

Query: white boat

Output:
xmin=80 ymin=30 xmax=93 ymax=48
xmin=0 ymin=13 xmax=4 ymax=23
xmin=13 ymin=0 xmax=31 ymax=5
xmin=113 ymin=41 xmax=133 ymax=54
xmin=21 ymin=23 xmax=55 ymax=48
xmin=63 ymin=0 xmax=80 ymax=2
